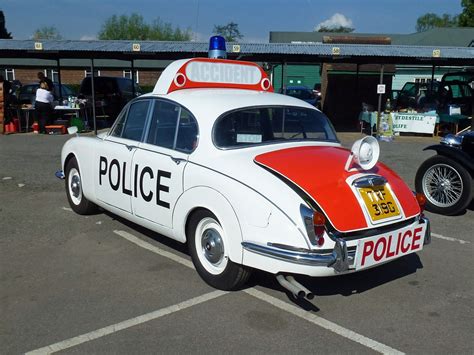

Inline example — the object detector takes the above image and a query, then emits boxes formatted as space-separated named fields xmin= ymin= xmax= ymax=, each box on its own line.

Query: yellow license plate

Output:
xmin=358 ymin=186 xmax=400 ymax=221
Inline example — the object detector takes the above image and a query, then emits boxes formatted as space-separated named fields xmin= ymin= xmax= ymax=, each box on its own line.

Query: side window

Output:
xmin=111 ymin=100 xmax=149 ymax=141
xmin=110 ymin=108 xmax=127 ymax=137
xmin=175 ymin=108 xmax=198 ymax=153
xmin=147 ymin=100 xmax=180 ymax=149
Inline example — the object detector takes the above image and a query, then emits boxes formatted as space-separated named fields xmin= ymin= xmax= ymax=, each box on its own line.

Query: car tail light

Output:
xmin=301 ymin=205 xmax=327 ymax=247
xmin=416 ymin=192 xmax=427 ymax=212
xmin=313 ymin=211 xmax=326 ymax=247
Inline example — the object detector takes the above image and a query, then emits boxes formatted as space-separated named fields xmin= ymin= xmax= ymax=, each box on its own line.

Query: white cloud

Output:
xmin=315 ymin=13 xmax=353 ymax=31
xmin=80 ymin=35 xmax=97 ymax=41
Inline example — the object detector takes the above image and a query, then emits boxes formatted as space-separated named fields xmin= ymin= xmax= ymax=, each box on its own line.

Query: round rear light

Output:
xmin=261 ymin=78 xmax=271 ymax=91
xmin=174 ymin=73 xmax=186 ymax=87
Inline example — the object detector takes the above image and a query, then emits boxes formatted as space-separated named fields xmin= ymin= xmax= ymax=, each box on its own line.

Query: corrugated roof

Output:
xmin=0 ymin=39 xmax=473 ymax=64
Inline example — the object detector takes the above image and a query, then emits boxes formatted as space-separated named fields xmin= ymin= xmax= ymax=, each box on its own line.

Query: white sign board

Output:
xmin=377 ymin=84 xmax=386 ymax=94
xmin=391 ymin=113 xmax=437 ymax=134
xmin=186 ymin=62 xmax=261 ymax=84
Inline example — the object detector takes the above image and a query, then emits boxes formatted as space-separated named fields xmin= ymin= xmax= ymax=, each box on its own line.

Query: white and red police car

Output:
xmin=58 ymin=40 xmax=430 ymax=298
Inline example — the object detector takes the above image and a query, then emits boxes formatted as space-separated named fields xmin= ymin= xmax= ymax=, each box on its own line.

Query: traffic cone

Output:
xmin=8 ymin=122 xmax=17 ymax=133
xmin=13 ymin=118 xmax=20 ymax=132
xmin=32 ymin=122 xmax=39 ymax=134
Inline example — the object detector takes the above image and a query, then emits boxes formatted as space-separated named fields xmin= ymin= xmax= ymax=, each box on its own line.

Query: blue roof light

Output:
xmin=208 ymin=36 xmax=227 ymax=59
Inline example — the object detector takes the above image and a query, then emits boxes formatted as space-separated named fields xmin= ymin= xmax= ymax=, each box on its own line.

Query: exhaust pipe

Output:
xmin=276 ymin=275 xmax=314 ymax=300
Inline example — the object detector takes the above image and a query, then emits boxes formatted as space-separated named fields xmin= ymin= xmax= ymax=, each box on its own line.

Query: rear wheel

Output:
xmin=65 ymin=157 xmax=98 ymax=215
xmin=187 ymin=210 xmax=251 ymax=290
xmin=415 ymin=155 xmax=473 ymax=215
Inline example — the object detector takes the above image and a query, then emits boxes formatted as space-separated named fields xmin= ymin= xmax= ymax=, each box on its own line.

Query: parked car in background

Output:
xmin=79 ymin=77 xmax=142 ymax=121
xmin=17 ymin=83 xmax=76 ymax=105
xmin=394 ymin=81 xmax=440 ymax=111
xmin=438 ymin=70 xmax=474 ymax=117
xmin=394 ymin=76 xmax=473 ymax=117
xmin=281 ymin=85 xmax=319 ymax=107
xmin=415 ymin=131 xmax=473 ymax=215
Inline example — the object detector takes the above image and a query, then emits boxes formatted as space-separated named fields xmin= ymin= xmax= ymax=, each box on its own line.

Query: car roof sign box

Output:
xmin=153 ymin=59 xmax=274 ymax=94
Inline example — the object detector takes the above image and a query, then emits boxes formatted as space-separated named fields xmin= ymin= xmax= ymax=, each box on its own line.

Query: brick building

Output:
xmin=0 ymin=59 xmax=171 ymax=91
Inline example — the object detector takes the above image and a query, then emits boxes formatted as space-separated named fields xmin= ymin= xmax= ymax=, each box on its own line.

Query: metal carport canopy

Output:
xmin=0 ymin=39 xmax=473 ymax=66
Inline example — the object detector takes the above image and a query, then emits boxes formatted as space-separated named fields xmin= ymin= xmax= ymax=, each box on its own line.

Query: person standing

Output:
xmin=37 ymin=71 xmax=53 ymax=92
xmin=35 ymin=81 xmax=53 ymax=133
xmin=0 ymin=75 xmax=12 ymax=124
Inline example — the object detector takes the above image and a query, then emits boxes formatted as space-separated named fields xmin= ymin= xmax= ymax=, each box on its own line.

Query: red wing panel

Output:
xmin=255 ymin=146 xmax=420 ymax=232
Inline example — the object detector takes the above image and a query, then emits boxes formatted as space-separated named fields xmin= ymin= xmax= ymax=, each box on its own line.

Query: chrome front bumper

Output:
xmin=242 ymin=216 xmax=430 ymax=273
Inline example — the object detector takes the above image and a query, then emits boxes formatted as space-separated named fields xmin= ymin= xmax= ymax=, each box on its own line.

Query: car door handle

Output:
xmin=126 ymin=144 xmax=137 ymax=151
xmin=170 ymin=157 xmax=186 ymax=165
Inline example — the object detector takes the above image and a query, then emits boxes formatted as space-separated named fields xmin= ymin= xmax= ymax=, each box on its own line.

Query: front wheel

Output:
xmin=415 ymin=155 xmax=473 ymax=215
xmin=65 ymin=157 xmax=98 ymax=215
xmin=187 ymin=210 xmax=251 ymax=290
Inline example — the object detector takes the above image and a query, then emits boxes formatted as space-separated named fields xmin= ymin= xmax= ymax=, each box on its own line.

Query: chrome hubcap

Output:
xmin=68 ymin=167 xmax=82 ymax=205
xmin=202 ymin=228 xmax=224 ymax=265
xmin=423 ymin=163 xmax=463 ymax=207
xmin=71 ymin=175 xmax=81 ymax=198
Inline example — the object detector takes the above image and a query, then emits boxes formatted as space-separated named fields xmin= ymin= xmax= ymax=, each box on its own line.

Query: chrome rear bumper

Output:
xmin=242 ymin=216 xmax=430 ymax=273
xmin=242 ymin=238 xmax=351 ymax=272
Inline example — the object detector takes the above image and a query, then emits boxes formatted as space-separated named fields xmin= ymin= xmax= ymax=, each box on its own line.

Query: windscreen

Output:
xmin=214 ymin=106 xmax=338 ymax=148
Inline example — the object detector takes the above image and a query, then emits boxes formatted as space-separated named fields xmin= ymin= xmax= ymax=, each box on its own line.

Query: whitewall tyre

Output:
xmin=187 ymin=209 xmax=251 ymax=290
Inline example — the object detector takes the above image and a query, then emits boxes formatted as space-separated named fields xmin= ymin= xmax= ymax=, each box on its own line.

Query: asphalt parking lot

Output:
xmin=1 ymin=131 xmax=473 ymax=354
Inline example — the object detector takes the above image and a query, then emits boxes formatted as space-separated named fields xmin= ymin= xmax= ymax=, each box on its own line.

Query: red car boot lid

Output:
xmin=254 ymin=146 xmax=420 ymax=232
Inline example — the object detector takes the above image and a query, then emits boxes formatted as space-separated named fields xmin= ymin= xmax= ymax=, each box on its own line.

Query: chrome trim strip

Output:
xmin=300 ymin=204 xmax=319 ymax=246
xmin=242 ymin=241 xmax=336 ymax=266
xmin=352 ymin=174 xmax=387 ymax=188
xmin=421 ymin=216 xmax=431 ymax=245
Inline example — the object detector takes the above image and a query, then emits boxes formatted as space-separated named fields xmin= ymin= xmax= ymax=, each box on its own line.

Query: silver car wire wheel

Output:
xmin=68 ymin=167 xmax=83 ymax=206
xmin=194 ymin=217 xmax=229 ymax=275
xmin=422 ymin=163 xmax=463 ymax=207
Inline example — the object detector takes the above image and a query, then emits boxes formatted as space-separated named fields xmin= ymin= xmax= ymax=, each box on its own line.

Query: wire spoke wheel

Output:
xmin=423 ymin=163 xmax=463 ymax=207
xmin=416 ymin=155 xmax=472 ymax=215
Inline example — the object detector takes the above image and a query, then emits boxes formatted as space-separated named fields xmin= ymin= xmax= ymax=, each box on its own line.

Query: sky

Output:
xmin=1 ymin=0 xmax=464 ymax=42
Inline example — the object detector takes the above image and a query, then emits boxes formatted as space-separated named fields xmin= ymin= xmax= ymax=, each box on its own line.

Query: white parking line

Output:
xmin=431 ymin=233 xmax=470 ymax=245
xmin=113 ymin=230 xmax=194 ymax=269
xmin=112 ymin=229 xmax=404 ymax=354
xmin=25 ymin=290 xmax=227 ymax=355
xmin=245 ymin=288 xmax=404 ymax=355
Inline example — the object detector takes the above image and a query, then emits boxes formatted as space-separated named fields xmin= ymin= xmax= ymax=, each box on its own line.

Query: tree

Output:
xmin=317 ymin=26 xmax=354 ymax=33
xmin=98 ymin=14 xmax=149 ymax=40
xmin=416 ymin=13 xmax=459 ymax=32
xmin=0 ymin=11 xmax=12 ymax=39
xmin=149 ymin=18 xmax=192 ymax=41
xmin=98 ymin=13 xmax=191 ymax=41
xmin=213 ymin=22 xmax=243 ymax=42
xmin=33 ymin=26 xmax=62 ymax=40
xmin=458 ymin=0 xmax=474 ymax=27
